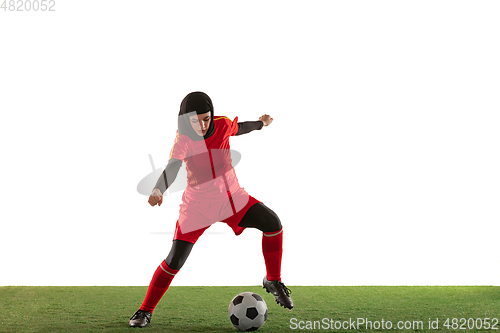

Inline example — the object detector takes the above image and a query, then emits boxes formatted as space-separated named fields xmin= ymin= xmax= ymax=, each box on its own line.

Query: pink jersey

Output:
xmin=169 ymin=116 xmax=242 ymax=201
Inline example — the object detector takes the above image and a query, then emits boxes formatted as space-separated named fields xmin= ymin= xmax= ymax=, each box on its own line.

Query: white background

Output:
xmin=1 ymin=1 xmax=499 ymax=286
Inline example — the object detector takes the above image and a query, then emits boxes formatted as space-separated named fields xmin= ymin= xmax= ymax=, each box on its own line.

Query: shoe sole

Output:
xmin=129 ymin=322 xmax=149 ymax=328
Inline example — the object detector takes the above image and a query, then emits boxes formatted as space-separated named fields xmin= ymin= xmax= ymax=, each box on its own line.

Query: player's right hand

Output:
xmin=148 ymin=188 xmax=163 ymax=206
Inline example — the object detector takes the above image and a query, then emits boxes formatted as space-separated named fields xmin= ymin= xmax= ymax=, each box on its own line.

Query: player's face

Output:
xmin=189 ymin=111 xmax=211 ymax=136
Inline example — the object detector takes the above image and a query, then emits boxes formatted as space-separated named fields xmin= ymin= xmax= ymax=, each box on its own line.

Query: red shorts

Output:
xmin=173 ymin=188 xmax=261 ymax=244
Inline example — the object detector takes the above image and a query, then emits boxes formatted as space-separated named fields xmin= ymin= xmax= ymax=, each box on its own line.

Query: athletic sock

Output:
xmin=139 ymin=260 xmax=179 ymax=313
xmin=262 ymin=228 xmax=283 ymax=281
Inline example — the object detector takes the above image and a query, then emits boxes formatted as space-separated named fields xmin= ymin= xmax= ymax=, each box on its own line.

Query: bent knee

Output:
xmin=263 ymin=213 xmax=282 ymax=233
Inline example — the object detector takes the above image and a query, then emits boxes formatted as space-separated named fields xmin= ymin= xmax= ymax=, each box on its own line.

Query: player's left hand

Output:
xmin=259 ymin=114 xmax=273 ymax=126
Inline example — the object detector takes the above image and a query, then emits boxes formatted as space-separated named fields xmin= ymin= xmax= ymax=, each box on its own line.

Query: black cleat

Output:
xmin=129 ymin=309 xmax=152 ymax=328
xmin=262 ymin=276 xmax=293 ymax=309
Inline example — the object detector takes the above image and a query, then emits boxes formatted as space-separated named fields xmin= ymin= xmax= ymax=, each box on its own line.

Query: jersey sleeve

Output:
xmin=229 ymin=116 xmax=239 ymax=136
xmin=169 ymin=131 xmax=190 ymax=161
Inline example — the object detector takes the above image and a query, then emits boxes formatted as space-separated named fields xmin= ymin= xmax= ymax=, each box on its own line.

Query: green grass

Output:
xmin=0 ymin=286 xmax=499 ymax=332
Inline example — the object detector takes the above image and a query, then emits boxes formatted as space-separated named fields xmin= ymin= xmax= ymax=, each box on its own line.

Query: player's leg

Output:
xmin=129 ymin=216 xmax=208 ymax=327
xmin=238 ymin=203 xmax=283 ymax=282
xmin=139 ymin=240 xmax=194 ymax=309
xmin=237 ymin=202 xmax=293 ymax=309
xmin=129 ymin=239 xmax=196 ymax=327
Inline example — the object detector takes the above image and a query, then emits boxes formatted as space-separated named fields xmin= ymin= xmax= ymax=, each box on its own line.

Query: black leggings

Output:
xmin=164 ymin=202 xmax=282 ymax=270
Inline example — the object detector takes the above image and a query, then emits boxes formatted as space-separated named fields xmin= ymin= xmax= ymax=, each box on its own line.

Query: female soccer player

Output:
xmin=129 ymin=91 xmax=293 ymax=328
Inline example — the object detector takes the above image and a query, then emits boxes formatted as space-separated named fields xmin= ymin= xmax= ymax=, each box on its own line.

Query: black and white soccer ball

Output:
xmin=228 ymin=292 xmax=268 ymax=331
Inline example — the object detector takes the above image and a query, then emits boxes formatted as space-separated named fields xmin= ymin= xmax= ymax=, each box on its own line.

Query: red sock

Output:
xmin=262 ymin=228 xmax=283 ymax=281
xmin=139 ymin=261 xmax=179 ymax=313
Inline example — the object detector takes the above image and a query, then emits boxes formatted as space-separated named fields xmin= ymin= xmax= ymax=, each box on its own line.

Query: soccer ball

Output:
xmin=228 ymin=292 xmax=268 ymax=331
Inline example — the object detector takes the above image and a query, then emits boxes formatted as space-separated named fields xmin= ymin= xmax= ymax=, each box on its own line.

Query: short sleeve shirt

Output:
xmin=169 ymin=116 xmax=241 ymax=200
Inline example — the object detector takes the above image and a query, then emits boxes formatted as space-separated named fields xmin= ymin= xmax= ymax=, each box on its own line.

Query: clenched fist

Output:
xmin=259 ymin=114 xmax=273 ymax=126
xmin=148 ymin=188 xmax=163 ymax=206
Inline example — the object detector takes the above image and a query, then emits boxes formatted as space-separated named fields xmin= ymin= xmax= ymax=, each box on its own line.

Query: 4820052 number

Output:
xmin=1 ymin=0 xmax=55 ymax=11
xmin=443 ymin=318 xmax=499 ymax=330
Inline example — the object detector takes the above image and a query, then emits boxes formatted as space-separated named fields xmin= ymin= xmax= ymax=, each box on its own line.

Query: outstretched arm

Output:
xmin=236 ymin=120 xmax=263 ymax=136
xmin=149 ymin=158 xmax=182 ymax=206
xmin=235 ymin=114 xmax=273 ymax=136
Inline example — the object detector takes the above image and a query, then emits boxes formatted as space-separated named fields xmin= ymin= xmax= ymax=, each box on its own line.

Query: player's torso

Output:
xmin=184 ymin=117 xmax=238 ymax=197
